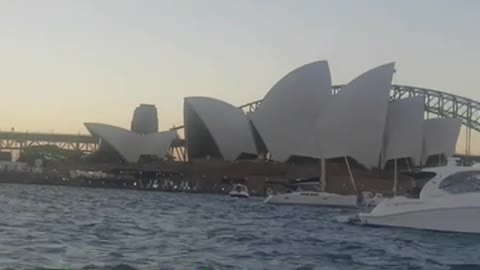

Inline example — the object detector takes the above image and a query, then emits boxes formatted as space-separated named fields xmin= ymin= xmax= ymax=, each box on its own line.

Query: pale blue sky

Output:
xmin=0 ymin=0 xmax=479 ymax=152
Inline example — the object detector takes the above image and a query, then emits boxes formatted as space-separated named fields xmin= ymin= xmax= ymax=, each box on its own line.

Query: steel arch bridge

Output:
xmin=239 ymin=84 xmax=480 ymax=156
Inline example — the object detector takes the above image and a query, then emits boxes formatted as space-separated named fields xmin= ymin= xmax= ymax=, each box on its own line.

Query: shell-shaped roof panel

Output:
xmin=249 ymin=60 xmax=332 ymax=161
xmin=84 ymin=123 xmax=176 ymax=163
xmin=184 ymin=97 xmax=257 ymax=161
xmin=423 ymin=118 xmax=462 ymax=162
xmin=315 ymin=62 xmax=395 ymax=168
xmin=142 ymin=131 xmax=178 ymax=157
xmin=382 ymin=96 xmax=425 ymax=166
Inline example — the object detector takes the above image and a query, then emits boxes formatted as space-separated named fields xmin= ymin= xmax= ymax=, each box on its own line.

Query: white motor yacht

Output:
xmin=359 ymin=164 xmax=480 ymax=233
xmin=229 ymin=184 xmax=250 ymax=198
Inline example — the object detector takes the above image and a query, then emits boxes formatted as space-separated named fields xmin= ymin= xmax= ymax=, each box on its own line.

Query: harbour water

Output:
xmin=0 ymin=183 xmax=479 ymax=270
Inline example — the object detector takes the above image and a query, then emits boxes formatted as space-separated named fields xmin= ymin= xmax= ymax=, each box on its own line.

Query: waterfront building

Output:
xmin=131 ymin=104 xmax=159 ymax=135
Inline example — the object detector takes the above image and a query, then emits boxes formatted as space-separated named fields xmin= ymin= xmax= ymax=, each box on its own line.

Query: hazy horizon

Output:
xmin=1 ymin=0 xmax=479 ymax=153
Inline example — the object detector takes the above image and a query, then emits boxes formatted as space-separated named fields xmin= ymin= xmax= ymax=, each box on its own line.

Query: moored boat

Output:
xmin=229 ymin=184 xmax=250 ymax=198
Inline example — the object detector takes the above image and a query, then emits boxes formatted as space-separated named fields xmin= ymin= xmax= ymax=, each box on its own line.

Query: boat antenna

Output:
xmin=344 ymin=156 xmax=357 ymax=194
xmin=405 ymin=158 xmax=412 ymax=172
xmin=320 ymin=158 xmax=327 ymax=192
xmin=393 ymin=158 xmax=398 ymax=196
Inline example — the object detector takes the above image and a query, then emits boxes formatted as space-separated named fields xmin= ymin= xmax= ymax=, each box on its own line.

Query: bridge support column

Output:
xmin=465 ymin=127 xmax=472 ymax=157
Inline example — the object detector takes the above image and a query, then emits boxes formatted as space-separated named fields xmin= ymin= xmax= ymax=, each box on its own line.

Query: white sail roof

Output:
xmin=84 ymin=123 xmax=177 ymax=163
xmin=184 ymin=97 xmax=257 ymax=161
xmin=382 ymin=96 xmax=425 ymax=167
xmin=315 ymin=62 xmax=395 ymax=168
xmin=249 ymin=60 xmax=332 ymax=161
xmin=423 ymin=118 xmax=462 ymax=162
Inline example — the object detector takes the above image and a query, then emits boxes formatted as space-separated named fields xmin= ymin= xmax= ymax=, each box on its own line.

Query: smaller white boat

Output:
xmin=264 ymin=158 xmax=360 ymax=208
xmin=264 ymin=191 xmax=358 ymax=208
xmin=359 ymin=162 xmax=480 ymax=234
xmin=229 ymin=184 xmax=250 ymax=198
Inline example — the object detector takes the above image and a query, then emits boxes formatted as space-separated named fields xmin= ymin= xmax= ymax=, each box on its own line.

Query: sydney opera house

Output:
xmin=83 ymin=61 xmax=462 ymax=194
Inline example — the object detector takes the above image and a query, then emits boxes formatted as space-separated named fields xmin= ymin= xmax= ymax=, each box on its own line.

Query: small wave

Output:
xmin=16 ymin=264 xmax=140 ymax=270
xmin=448 ymin=264 xmax=480 ymax=270
xmin=333 ymin=214 xmax=361 ymax=225
xmin=122 ymin=199 xmax=144 ymax=208
xmin=1 ymin=264 xmax=141 ymax=270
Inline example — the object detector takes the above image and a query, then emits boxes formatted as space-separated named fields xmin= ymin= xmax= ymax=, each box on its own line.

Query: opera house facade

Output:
xmin=83 ymin=61 xmax=462 ymax=194
xmin=183 ymin=61 xmax=461 ymax=168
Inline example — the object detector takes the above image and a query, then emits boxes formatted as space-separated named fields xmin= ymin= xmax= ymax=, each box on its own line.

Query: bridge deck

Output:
xmin=0 ymin=132 xmax=96 ymax=143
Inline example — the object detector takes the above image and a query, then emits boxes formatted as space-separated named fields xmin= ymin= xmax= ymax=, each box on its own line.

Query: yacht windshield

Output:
xmin=439 ymin=171 xmax=480 ymax=194
xmin=410 ymin=171 xmax=437 ymax=185
xmin=404 ymin=171 xmax=437 ymax=198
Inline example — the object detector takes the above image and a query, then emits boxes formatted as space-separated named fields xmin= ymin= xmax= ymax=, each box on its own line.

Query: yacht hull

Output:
xmin=229 ymin=192 xmax=249 ymax=198
xmin=360 ymin=207 xmax=480 ymax=233
xmin=359 ymin=199 xmax=480 ymax=233
xmin=264 ymin=192 xmax=358 ymax=208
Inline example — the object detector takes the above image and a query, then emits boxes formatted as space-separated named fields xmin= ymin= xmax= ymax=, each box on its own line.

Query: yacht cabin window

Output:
xmin=439 ymin=171 xmax=480 ymax=194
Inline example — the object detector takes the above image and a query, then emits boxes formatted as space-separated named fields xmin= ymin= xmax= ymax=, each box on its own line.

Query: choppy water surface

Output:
xmin=0 ymin=184 xmax=479 ymax=270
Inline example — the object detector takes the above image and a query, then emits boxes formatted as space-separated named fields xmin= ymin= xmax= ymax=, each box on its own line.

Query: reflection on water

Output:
xmin=0 ymin=183 xmax=479 ymax=270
